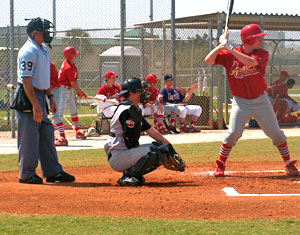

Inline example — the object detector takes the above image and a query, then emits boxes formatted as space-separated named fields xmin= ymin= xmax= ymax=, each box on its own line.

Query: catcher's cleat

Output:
xmin=117 ymin=176 xmax=143 ymax=186
xmin=46 ymin=171 xmax=75 ymax=183
xmin=55 ymin=137 xmax=68 ymax=146
xmin=76 ymin=131 xmax=87 ymax=140
xmin=285 ymin=160 xmax=299 ymax=176
xmin=214 ymin=160 xmax=225 ymax=177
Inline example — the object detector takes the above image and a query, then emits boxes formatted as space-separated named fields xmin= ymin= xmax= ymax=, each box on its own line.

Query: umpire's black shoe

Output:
xmin=46 ymin=171 xmax=75 ymax=183
xmin=117 ymin=176 xmax=143 ymax=186
xmin=19 ymin=174 xmax=43 ymax=184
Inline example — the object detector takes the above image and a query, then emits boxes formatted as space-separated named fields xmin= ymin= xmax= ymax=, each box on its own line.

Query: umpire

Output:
xmin=15 ymin=17 xmax=75 ymax=184
xmin=104 ymin=78 xmax=185 ymax=186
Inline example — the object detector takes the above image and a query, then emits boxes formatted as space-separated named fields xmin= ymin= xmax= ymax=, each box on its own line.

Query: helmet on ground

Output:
xmin=240 ymin=24 xmax=267 ymax=45
xmin=63 ymin=46 xmax=79 ymax=60
xmin=118 ymin=78 xmax=143 ymax=96
xmin=145 ymin=73 xmax=158 ymax=85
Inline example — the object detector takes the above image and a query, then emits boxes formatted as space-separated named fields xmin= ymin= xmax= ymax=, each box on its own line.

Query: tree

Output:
xmin=62 ymin=28 xmax=93 ymax=54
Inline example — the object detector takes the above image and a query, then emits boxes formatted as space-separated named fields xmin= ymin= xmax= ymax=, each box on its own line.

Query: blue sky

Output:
xmin=1 ymin=0 xmax=299 ymax=30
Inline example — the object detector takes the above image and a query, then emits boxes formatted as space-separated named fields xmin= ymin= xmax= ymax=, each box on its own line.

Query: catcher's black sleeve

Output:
xmin=141 ymin=118 xmax=151 ymax=131
xmin=119 ymin=109 xmax=141 ymax=149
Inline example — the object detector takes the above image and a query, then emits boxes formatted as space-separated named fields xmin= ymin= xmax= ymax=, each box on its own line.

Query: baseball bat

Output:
xmin=86 ymin=96 xmax=119 ymax=105
xmin=62 ymin=116 xmax=76 ymax=131
xmin=224 ymin=0 xmax=234 ymax=34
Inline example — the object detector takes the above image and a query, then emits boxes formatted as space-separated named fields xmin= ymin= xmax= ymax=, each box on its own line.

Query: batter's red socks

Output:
xmin=71 ymin=116 xmax=80 ymax=132
xmin=277 ymin=141 xmax=290 ymax=165
xmin=218 ymin=143 xmax=232 ymax=163
xmin=56 ymin=122 xmax=66 ymax=139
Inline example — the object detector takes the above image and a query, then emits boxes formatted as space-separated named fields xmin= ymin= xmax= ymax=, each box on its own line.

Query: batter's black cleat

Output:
xmin=46 ymin=171 xmax=75 ymax=183
xmin=19 ymin=174 xmax=43 ymax=184
xmin=117 ymin=176 xmax=143 ymax=186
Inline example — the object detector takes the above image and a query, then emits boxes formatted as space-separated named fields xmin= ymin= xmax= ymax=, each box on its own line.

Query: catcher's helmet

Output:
xmin=145 ymin=73 xmax=158 ymax=85
xmin=118 ymin=77 xmax=143 ymax=96
xmin=63 ymin=46 xmax=79 ymax=60
xmin=240 ymin=24 xmax=267 ymax=45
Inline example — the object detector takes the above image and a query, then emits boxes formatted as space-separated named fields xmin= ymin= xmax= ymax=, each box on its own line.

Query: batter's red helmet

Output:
xmin=145 ymin=73 xmax=158 ymax=85
xmin=240 ymin=24 xmax=267 ymax=45
xmin=63 ymin=46 xmax=79 ymax=60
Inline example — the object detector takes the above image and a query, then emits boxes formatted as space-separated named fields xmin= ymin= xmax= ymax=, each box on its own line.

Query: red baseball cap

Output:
xmin=280 ymin=70 xmax=290 ymax=77
xmin=105 ymin=71 xmax=118 ymax=79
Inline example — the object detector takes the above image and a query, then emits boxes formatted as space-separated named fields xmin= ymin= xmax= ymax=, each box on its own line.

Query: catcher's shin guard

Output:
xmin=124 ymin=143 xmax=168 ymax=178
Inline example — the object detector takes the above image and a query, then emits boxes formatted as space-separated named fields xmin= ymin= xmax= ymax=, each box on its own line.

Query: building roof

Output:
xmin=114 ymin=28 xmax=159 ymax=38
xmin=100 ymin=46 xmax=141 ymax=57
xmin=134 ymin=12 xmax=300 ymax=31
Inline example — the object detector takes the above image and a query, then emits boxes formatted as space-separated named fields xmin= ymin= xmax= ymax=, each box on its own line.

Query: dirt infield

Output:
xmin=1 ymin=162 xmax=300 ymax=220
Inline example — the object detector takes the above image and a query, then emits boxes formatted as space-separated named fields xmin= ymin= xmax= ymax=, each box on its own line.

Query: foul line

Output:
xmin=223 ymin=187 xmax=300 ymax=197
xmin=193 ymin=169 xmax=286 ymax=176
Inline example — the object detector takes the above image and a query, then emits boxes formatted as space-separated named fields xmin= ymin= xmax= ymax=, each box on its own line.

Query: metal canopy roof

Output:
xmin=134 ymin=12 xmax=300 ymax=31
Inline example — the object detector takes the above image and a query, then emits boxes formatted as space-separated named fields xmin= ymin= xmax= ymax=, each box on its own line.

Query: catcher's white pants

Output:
xmin=109 ymin=144 xmax=152 ymax=172
xmin=223 ymin=93 xmax=286 ymax=147
xmin=178 ymin=105 xmax=202 ymax=119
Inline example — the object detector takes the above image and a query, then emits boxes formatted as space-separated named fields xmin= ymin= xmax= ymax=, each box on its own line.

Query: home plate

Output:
xmin=222 ymin=187 xmax=300 ymax=197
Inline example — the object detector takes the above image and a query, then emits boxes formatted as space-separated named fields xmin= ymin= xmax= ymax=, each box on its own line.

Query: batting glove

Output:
xmin=219 ymin=38 xmax=233 ymax=51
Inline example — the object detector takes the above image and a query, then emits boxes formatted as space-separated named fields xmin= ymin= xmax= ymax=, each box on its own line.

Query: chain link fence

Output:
xmin=2 ymin=1 xmax=300 ymax=138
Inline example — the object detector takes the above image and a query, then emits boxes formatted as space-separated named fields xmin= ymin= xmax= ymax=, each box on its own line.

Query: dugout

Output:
xmin=135 ymin=12 xmax=300 ymax=129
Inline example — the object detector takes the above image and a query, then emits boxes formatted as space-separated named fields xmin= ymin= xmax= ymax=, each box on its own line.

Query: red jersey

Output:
xmin=96 ymin=83 xmax=121 ymax=99
xmin=58 ymin=60 xmax=78 ymax=87
xmin=50 ymin=61 xmax=60 ymax=89
xmin=146 ymin=87 xmax=160 ymax=102
xmin=215 ymin=46 xmax=269 ymax=99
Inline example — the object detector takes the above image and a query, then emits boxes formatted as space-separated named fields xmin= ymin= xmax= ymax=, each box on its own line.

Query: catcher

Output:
xmin=104 ymin=77 xmax=185 ymax=186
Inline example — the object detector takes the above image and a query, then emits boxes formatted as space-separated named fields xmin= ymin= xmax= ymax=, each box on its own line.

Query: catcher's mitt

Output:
xmin=164 ymin=144 xmax=185 ymax=172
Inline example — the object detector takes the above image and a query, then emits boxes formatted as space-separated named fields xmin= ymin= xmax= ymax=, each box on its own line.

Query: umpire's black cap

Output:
xmin=26 ymin=17 xmax=52 ymax=35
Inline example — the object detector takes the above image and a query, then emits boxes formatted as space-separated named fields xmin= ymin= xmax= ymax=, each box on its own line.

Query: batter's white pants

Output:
xmin=223 ymin=93 xmax=286 ymax=147
xmin=178 ymin=105 xmax=202 ymax=119
xmin=109 ymin=144 xmax=152 ymax=172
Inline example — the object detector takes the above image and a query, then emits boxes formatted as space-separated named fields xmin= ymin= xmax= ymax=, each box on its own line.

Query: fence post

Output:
xmin=171 ymin=0 xmax=176 ymax=86
xmin=139 ymin=27 xmax=145 ymax=79
xmin=10 ymin=0 xmax=16 ymax=138
xmin=209 ymin=20 xmax=214 ymax=129
xmin=120 ymin=0 xmax=126 ymax=82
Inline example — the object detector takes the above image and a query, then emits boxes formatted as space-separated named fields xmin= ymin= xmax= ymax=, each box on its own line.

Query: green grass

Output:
xmin=1 ymin=137 xmax=299 ymax=172
xmin=0 ymin=213 xmax=299 ymax=234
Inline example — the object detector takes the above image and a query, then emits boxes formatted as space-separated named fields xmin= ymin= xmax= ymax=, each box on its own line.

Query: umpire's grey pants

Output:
xmin=16 ymin=91 xmax=63 ymax=179
xmin=223 ymin=93 xmax=286 ymax=147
